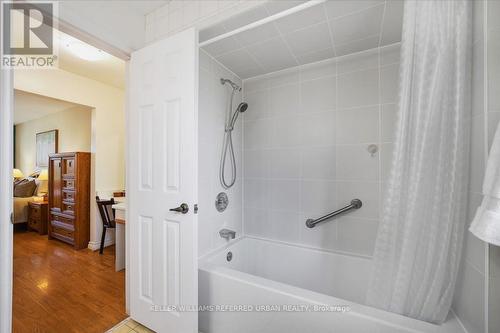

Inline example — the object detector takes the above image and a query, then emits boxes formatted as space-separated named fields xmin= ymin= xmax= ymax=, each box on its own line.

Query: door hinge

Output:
xmin=10 ymin=212 xmax=14 ymax=224
xmin=194 ymin=204 xmax=198 ymax=214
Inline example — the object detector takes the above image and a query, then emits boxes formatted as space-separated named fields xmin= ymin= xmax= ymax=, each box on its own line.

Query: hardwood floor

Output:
xmin=13 ymin=229 xmax=127 ymax=333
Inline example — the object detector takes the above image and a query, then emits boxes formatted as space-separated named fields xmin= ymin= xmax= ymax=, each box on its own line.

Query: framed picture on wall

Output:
xmin=36 ymin=130 xmax=58 ymax=168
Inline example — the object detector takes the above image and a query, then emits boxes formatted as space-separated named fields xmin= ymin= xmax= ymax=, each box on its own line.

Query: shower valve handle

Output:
xmin=170 ymin=203 xmax=189 ymax=214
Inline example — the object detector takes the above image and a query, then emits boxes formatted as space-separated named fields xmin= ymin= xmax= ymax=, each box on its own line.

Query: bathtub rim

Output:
xmin=199 ymin=236 xmax=465 ymax=333
xmin=198 ymin=235 xmax=373 ymax=262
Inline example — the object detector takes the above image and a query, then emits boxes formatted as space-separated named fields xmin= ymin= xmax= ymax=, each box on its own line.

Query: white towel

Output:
xmin=469 ymin=122 xmax=500 ymax=246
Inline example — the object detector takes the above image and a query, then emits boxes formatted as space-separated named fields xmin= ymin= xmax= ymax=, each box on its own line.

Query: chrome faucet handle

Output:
xmin=219 ymin=228 xmax=236 ymax=240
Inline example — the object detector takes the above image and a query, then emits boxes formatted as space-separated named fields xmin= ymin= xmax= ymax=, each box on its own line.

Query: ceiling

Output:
xmin=55 ymin=29 xmax=126 ymax=89
xmin=14 ymin=90 xmax=87 ymax=125
xmin=10 ymin=15 xmax=127 ymax=89
xmin=200 ymin=0 xmax=404 ymax=79
xmin=56 ymin=1 xmax=169 ymax=53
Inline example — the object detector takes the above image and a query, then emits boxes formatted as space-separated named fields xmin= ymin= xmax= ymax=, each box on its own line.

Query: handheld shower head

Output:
xmin=227 ymin=102 xmax=249 ymax=131
xmin=237 ymin=102 xmax=248 ymax=113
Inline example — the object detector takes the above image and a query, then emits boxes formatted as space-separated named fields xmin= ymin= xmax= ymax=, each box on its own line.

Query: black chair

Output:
xmin=96 ymin=196 xmax=116 ymax=254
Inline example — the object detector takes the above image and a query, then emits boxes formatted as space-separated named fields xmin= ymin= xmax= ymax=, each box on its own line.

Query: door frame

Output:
xmin=0 ymin=3 xmax=14 ymax=329
xmin=0 ymin=13 xmax=131 ymax=333
xmin=0 ymin=51 xmax=14 ymax=333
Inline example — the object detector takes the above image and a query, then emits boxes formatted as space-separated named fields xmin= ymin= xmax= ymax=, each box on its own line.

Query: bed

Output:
xmin=12 ymin=177 xmax=46 ymax=224
xmin=13 ymin=196 xmax=37 ymax=224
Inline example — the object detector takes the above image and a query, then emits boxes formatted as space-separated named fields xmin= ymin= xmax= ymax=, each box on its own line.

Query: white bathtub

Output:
xmin=199 ymin=237 xmax=465 ymax=333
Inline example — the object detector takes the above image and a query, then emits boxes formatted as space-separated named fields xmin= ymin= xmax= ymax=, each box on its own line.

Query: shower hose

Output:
xmin=219 ymin=88 xmax=237 ymax=189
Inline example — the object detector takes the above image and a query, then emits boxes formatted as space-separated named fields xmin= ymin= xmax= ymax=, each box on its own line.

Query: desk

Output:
xmin=113 ymin=202 xmax=126 ymax=271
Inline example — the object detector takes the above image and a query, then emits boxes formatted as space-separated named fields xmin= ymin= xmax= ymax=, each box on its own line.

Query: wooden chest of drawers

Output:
xmin=28 ymin=201 xmax=48 ymax=235
xmin=48 ymin=152 xmax=91 ymax=250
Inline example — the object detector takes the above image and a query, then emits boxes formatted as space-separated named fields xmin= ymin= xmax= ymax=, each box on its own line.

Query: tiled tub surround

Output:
xmin=242 ymin=45 xmax=400 ymax=257
xmin=488 ymin=2 xmax=500 ymax=333
xmin=198 ymin=49 xmax=243 ymax=257
xmin=452 ymin=1 xmax=488 ymax=332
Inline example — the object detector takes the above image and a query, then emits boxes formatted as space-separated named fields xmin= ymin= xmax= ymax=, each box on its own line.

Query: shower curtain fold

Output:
xmin=366 ymin=0 xmax=471 ymax=324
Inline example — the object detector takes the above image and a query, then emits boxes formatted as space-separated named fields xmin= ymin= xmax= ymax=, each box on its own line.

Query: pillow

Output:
xmin=14 ymin=179 xmax=37 ymax=197
xmin=13 ymin=178 xmax=25 ymax=187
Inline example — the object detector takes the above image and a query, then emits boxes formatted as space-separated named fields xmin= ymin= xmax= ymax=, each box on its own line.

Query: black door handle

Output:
xmin=170 ymin=203 xmax=189 ymax=214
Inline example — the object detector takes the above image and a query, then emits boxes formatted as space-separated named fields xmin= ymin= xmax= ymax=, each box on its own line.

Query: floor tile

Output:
xmin=125 ymin=319 xmax=140 ymax=329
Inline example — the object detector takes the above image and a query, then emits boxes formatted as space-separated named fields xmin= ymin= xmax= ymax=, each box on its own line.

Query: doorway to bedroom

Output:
xmin=11 ymin=27 xmax=127 ymax=333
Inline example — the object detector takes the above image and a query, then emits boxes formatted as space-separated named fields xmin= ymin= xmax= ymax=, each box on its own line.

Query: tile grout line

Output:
xmin=298 ymin=65 xmax=304 ymax=242
xmin=265 ymin=5 xmax=300 ymax=68
xmin=241 ymin=70 xmax=247 ymax=239
xmin=378 ymin=0 xmax=388 ymax=47
xmin=322 ymin=1 xmax=337 ymax=57
xmin=334 ymin=54 xmax=339 ymax=245
xmin=378 ymin=42 xmax=383 ymax=235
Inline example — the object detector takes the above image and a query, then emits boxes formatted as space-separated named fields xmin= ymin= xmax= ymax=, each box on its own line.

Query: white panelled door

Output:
xmin=128 ymin=28 xmax=198 ymax=333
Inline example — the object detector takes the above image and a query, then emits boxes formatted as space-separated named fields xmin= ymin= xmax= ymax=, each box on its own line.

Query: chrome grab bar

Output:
xmin=305 ymin=199 xmax=362 ymax=228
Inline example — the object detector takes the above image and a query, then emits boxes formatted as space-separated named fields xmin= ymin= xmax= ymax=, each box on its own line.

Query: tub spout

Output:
xmin=219 ymin=228 xmax=236 ymax=240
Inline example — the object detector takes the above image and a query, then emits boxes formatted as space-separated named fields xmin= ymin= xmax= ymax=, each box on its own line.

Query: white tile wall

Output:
xmin=196 ymin=1 xmax=403 ymax=79
xmin=488 ymin=1 xmax=500 ymax=333
xmin=453 ymin=260 xmax=486 ymax=333
xmin=242 ymin=45 xmax=400 ymax=257
xmin=198 ymin=50 xmax=243 ymax=257
xmin=337 ymin=67 xmax=379 ymax=109
xmin=452 ymin=1 xmax=487 ymax=332
xmin=329 ymin=4 xmax=384 ymax=46
xmin=145 ymin=0 xmax=264 ymax=43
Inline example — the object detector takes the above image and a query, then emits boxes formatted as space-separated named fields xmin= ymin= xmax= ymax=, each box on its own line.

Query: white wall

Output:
xmin=198 ymin=50 xmax=243 ymax=257
xmin=14 ymin=68 xmax=125 ymax=250
xmin=241 ymin=46 xmax=399 ymax=257
xmin=15 ymin=106 xmax=92 ymax=176
xmin=452 ymin=1 xmax=488 ymax=332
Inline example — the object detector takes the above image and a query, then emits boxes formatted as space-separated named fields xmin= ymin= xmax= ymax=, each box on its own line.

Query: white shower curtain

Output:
xmin=366 ymin=0 xmax=471 ymax=324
